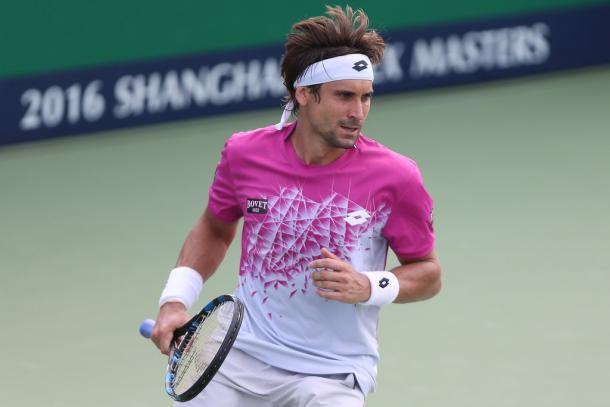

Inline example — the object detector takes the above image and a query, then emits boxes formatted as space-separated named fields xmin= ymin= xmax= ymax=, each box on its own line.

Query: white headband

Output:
xmin=275 ymin=54 xmax=374 ymax=130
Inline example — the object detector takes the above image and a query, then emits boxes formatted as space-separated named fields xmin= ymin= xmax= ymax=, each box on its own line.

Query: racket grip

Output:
xmin=139 ymin=319 xmax=155 ymax=338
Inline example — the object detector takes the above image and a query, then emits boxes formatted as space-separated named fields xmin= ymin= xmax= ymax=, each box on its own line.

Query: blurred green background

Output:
xmin=2 ymin=0 xmax=608 ymax=78
xmin=1 ymin=65 xmax=609 ymax=406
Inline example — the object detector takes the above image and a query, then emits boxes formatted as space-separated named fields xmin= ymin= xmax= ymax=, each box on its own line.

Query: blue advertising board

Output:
xmin=1 ymin=4 xmax=609 ymax=145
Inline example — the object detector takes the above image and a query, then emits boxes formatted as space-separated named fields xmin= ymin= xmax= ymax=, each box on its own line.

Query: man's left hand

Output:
xmin=309 ymin=248 xmax=371 ymax=304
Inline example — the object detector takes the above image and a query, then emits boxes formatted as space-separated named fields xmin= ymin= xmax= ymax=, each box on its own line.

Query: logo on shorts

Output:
xmin=247 ymin=198 xmax=268 ymax=214
xmin=379 ymin=277 xmax=390 ymax=288
xmin=344 ymin=210 xmax=370 ymax=226
xmin=352 ymin=60 xmax=368 ymax=72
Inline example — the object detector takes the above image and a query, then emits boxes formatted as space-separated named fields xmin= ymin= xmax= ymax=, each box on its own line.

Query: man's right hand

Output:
xmin=151 ymin=301 xmax=191 ymax=355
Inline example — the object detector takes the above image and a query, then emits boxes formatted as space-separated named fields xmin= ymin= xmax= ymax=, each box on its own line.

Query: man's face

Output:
xmin=298 ymin=79 xmax=373 ymax=149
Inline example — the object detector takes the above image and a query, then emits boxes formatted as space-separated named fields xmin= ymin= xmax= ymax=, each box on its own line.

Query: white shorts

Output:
xmin=174 ymin=348 xmax=365 ymax=407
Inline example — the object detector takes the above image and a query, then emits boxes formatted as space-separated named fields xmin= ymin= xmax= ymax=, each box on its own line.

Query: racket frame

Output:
xmin=165 ymin=294 xmax=244 ymax=402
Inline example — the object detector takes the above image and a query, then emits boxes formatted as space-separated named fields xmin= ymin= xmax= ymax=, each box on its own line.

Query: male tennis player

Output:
xmin=151 ymin=6 xmax=441 ymax=406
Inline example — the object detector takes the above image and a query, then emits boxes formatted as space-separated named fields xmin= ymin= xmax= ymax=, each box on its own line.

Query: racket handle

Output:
xmin=139 ymin=319 xmax=155 ymax=338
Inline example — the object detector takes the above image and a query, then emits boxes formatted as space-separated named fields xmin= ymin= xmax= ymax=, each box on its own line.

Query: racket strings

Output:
xmin=173 ymin=302 xmax=235 ymax=395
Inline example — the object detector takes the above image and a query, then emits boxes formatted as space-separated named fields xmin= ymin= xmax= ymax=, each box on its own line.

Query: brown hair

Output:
xmin=280 ymin=5 xmax=385 ymax=112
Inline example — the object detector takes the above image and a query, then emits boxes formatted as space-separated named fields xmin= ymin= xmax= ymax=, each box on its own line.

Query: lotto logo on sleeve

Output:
xmin=247 ymin=198 xmax=268 ymax=214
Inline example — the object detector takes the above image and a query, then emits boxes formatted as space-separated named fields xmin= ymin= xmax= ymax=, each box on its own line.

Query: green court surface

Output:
xmin=1 ymin=66 xmax=609 ymax=406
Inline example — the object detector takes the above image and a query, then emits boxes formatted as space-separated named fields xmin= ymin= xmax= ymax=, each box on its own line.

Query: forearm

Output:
xmin=175 ymin=208 xmax=237 ymax=282
xmin=154 ymin=209 xmax=237 ymax=354
xmin=391 ymin=254 xmax=442 ymax=303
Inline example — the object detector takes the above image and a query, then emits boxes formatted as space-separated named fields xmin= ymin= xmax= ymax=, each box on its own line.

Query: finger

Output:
xmin=152 ymin=324 xmax=173 ymax=355
xmin=160 ymin=333 xmax=173 ymax=356
xmin=321 ymin=247 xmax=341 ymax=260
xmin=309 ymin=258 xmax=346 ymax=271
xmin=312 ymin=276 xmax=345 ymax=290
xmin=153 ymin=320 xmax=183 ymax=355
xmin=315 ymin=288 xmax=345 ymax=301
xmin=312 ymin=270 xmax=347 ymax=283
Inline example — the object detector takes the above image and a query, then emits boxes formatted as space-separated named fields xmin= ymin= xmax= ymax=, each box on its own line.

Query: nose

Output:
xmin=348 ymin=99 xmax=365 ymax=121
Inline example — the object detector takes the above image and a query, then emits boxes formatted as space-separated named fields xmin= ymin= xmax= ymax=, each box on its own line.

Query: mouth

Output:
xmin=339 ymin=125 xmax=361 ymax=135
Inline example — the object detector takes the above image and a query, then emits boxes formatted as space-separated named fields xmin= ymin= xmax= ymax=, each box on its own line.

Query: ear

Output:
xmin=294 ymin=87 xmax=309 ymax=107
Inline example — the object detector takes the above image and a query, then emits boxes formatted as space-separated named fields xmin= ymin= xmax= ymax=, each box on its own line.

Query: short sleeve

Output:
xmin=207 ymin=139 xmax=243 ymax=222
xmin=382 ymin=165 xmax=435 ymax=260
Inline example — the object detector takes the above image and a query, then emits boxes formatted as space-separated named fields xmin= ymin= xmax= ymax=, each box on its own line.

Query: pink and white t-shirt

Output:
xmin=208 ymin=122 xmax=434 ymax=395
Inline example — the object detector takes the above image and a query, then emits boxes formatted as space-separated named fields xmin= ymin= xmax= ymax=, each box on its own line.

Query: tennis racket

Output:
xmin=139 ymin=294 xmax=244 ymax=402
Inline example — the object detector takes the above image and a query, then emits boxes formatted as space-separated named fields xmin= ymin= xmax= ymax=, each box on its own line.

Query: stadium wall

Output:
xmin=1 ymin=1 xmax=609 ymax=145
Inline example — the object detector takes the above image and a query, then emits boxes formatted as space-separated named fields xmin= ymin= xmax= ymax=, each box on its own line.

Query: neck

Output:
xmin=290 ymin=120 xmax=349 ymax=165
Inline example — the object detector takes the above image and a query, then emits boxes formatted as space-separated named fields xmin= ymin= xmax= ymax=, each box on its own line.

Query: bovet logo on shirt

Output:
xmin=247 ymin=198 xmax=268 ymax=214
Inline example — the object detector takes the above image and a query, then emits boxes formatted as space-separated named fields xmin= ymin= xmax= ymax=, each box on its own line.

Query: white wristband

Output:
xmin=159 ymin=266 xmax=203 ymax=310
xmin=361 ymin=271 xmax=400 ymax=306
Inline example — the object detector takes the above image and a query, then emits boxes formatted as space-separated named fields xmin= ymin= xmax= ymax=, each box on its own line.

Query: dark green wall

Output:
xmin=2 ymin=0 xmax=608 ymax=78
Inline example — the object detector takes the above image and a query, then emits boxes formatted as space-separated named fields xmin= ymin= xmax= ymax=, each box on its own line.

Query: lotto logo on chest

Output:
xmin=344 ymin=209 xmax=371 ymax=226
xmin=247 ymin=198 xmax=269 ymax=214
